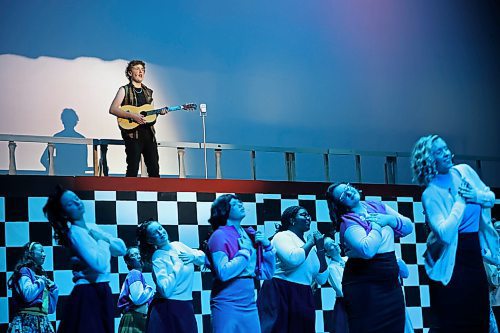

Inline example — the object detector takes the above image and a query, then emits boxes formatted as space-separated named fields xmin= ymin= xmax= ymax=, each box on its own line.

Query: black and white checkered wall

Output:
xmin=0 ymin=176 xmax=498 ymax=333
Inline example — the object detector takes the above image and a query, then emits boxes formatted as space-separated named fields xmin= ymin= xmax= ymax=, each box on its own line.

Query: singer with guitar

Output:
xmin=109 ymin=59 xmax=166 ymax=177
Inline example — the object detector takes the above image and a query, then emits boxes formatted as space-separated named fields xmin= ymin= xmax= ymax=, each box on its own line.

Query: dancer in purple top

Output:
xmin=207 ymin=194 xmax=276 ymax=333
xmin=8 ymin=242 xmax=58 ymax=333
xmin=325 ymin=182 xmax=413 ymax=333
xmin=117 ymin=247 xmax=155 ymax=333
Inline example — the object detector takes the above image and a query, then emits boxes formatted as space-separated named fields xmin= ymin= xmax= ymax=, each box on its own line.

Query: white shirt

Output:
xmin=152 ymin=241 xmax=205 ymax=301
xmin=327 ymin=257 xmax=346 ymax=298
xmin=69 ymin=223 xmax=126 ymax=284
xmin=272 ymin=230 xmax=328 ymax=286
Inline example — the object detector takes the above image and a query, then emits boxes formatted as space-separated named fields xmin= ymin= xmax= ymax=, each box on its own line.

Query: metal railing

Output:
xmin=1 ymin=134 xmax=499 ymax=184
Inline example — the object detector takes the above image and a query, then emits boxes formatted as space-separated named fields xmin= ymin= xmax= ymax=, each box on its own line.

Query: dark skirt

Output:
xmin=118 ymin=311 xmax=148 ymax=333
xmin=146 ymin=298 xmax=197 ymax=333
xmin=428 ymin=232 xmax=489 ymax=333
xmin=342 ymin=251 xmax=405 ymax=333
xmin=257 ymin=277 xmax=315 ymax=333
xmin=57 ymin=282 xmax=114 ymax=333
xmin=331 ymin=297 xmax=349 ymax=333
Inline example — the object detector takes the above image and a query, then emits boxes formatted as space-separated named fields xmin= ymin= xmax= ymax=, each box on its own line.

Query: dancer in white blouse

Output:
xmin=258 ymin=206 xmax=328 ymax=333
xmin=411 ymin=135 xmax=498 ymax=333
xmin=137 ymin=220 xmax=205 ymax=333
xmin=44 ymin=187 xmax=126 ymax=333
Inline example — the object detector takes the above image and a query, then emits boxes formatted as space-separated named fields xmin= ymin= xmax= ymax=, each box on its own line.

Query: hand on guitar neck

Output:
xmin=118 ymin=103 xmax=197 ymax=131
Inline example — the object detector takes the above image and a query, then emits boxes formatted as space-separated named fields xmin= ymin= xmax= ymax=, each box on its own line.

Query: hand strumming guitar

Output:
xmin=130 ymin=112 xmax=146 ymax=124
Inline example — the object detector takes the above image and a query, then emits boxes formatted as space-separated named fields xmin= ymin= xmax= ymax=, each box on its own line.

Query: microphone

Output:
xmin=200 ymin=103 xmax=207 ymax=117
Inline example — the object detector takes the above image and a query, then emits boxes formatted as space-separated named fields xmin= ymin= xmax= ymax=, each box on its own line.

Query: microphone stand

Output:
xmin=200 ymin=104 xmax=208 ymax=179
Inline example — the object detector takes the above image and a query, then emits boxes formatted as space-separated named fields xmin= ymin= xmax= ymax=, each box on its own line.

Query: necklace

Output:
xmin=133 ymin=87 xmax=143 ymax=94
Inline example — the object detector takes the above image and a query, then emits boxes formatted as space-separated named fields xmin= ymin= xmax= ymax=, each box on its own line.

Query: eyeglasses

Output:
xmin=339 ymin=183 xmax=354 ymax=202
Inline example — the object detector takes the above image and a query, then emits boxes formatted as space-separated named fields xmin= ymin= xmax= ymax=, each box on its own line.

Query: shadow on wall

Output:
xmin=39 ymin=108 xmax=89 ymax=176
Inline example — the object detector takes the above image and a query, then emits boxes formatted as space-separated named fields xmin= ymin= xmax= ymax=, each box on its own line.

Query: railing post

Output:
xmin=177 ymin=148 xmax=186 ymax=178
xmin=47 ymin=143 xmax=55 ymax=176
xmin=250 ymin=150 xmax=256 ymax=180
xmin=385 ymin=156 xmax=397 ymax=184
xmin=324 ymin=153 xmax=330 ymax=182
xmin=285 ymin=152 xmax=296 ymax=181
xmin=355 ymin=154 xmax=362 ymax=183
xmin=215 ymin=149 xmax=222 ymax=179
xmin=8 ymin=141 xmax=17 ymax=175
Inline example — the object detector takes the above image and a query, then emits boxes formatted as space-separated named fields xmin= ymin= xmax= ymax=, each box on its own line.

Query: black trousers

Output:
xmin=122 ymin=126 xmax=160 ymax=177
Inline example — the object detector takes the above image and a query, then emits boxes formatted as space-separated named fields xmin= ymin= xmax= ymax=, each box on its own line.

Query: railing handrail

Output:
xmin=0 ymin=134 xmax=95 ymax=145
xmin=2 ymin=134 xmax=499 ymax=162
xmin=2 ymin=134 xmax=500 ymax=181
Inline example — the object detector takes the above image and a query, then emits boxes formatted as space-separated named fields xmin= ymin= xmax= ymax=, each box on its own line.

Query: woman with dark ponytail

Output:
xmin=44 ymin=186 xmax=126 ymax=333
xmin=325 ymin=182 xmax=413 ymax=333
xmin=7 ymin=241 xmax=58 ymax=333
xmin=136 ymin=220 xmax=205 ymax=333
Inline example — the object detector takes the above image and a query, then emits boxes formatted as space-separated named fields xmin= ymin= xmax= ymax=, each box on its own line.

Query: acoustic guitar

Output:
xmin=117 ymin=103 xmax=197 ymax=130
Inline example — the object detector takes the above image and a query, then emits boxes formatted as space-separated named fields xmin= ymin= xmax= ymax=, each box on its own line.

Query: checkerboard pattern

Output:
xmin=0 ymin=177 xmax=498 ymax=333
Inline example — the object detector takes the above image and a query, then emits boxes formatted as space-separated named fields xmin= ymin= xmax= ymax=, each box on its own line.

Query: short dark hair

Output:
xmin=125 ymin=60 xmax=146 ymax=82
xmin=208 ymin=194 xmax=240 ymax=231
xmin=277 ymin=206 xmax=304 ymax=232
xmin=124 ymin=246 xmax=139 ymax=270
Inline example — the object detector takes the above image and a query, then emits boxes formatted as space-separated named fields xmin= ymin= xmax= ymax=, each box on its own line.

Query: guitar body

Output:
xmin=118 ymin=104 xmax=157 ymax=131
xmin=117 ymin=103 xmax=197 ymax=131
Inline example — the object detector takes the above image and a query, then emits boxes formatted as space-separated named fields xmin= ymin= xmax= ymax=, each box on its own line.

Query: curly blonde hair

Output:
xmin=410 ymin=134 xmax=441 ymax=186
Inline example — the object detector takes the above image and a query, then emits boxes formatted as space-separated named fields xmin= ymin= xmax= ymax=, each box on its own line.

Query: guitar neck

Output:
xmin=143 ymin=105 xmax=182 ymax=116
